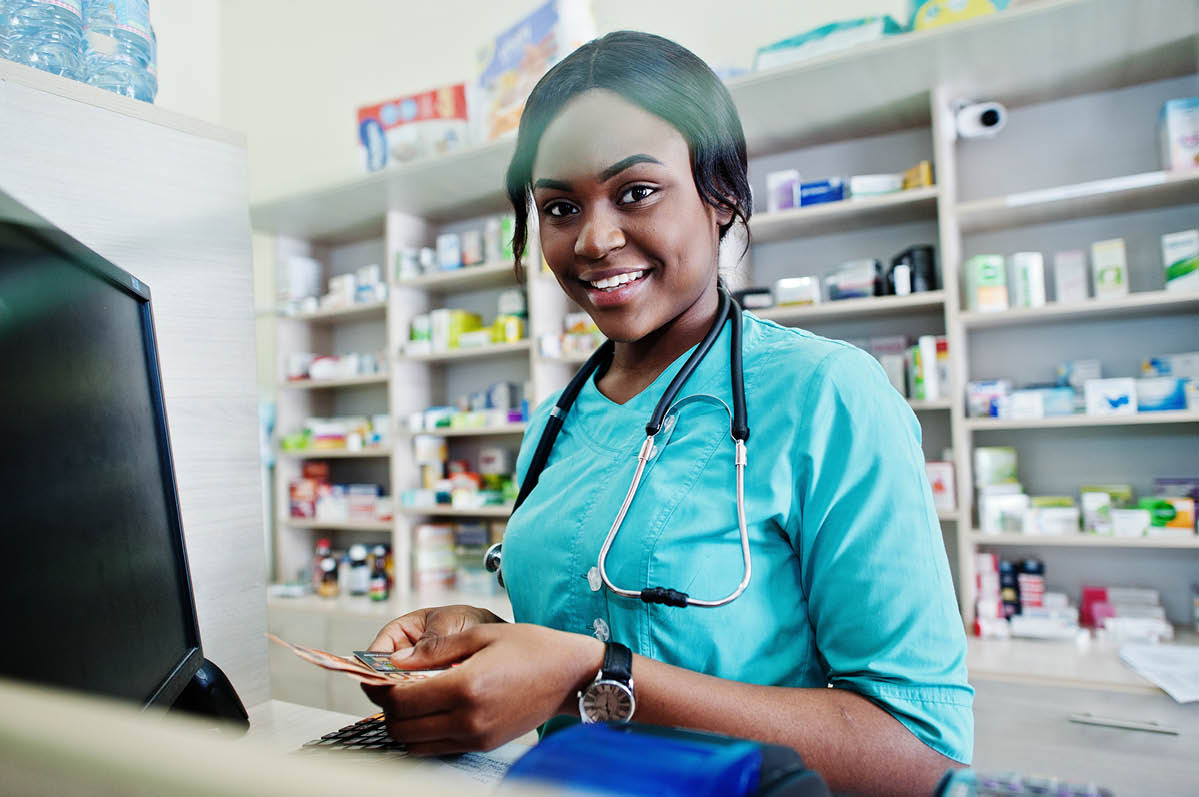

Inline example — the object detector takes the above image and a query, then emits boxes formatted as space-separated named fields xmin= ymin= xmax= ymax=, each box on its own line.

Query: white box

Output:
xmin=996 ymin=390 xmax=1045 ymax=420
xmin=925 ymin=461 xmax=956 ymax=510
xmin=1162 ymin=229 xmax=1199 ymax=292
xmin=1158 ymin=97 xmax=1199 ymax=171
xmin=849 ymin=173 xmax=902 ymax=197
xmin=1090 ymin=238 xmax=1129 ymax=298
xmin=1084 ymin=377 xmax=1137 ymax=415
xmin=979 ymin=492 xmax=1029 ymax=534
xmin=1053 ymin=250 xmax=1089 ymax=303
xmin=1008 ymin=251 xmax=1046 ymax=308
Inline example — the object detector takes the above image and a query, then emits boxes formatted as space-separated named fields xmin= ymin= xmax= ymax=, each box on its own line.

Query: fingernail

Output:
xmin=391 ymin=647 xmax=414 ymax=661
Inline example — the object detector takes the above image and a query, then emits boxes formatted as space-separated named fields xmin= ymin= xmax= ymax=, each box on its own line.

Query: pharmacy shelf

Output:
xmin=267 ymin=590 xmax=514 ymax=621
xmin=278 ymin=447 xmax=392 ymax=459
xmin=956 ymin=169 xmax=1199 ymax=235
xmin=537 ymin=351 xmax=592 ymax=365
xmin=959 ymin=290 xmax=1199 ymax=329
xmin=752 ymin=187 xmax=939 ymax=244
xmin=909 ymin=399 xmax=952 ymax=411
xmin=249 ymin=0 xmax=1198 ymax=242
xmin=278 ymin=517 xmax=393 ymax=533
xmin=754 ymin=291 xmax=945 ymax=326
xmin=970 ymin=532 xmax=1199 ymax=549
xmin=394 ymin=261 xmax=519 ymax=293
xmin=279 ymin=374 xmax=389 ymax=390
xmin=965 ymin=410 xmax=1199 ymax=432
xmin=399 ymin=423 xmax=527 ymax=438
xmin=399 ymin=340 xmax=531 ymax=363
xmin=938 ymin=509 xmax=961 ymax=523
xmin=279 ymin=299 xmax=387 ymax=324
xmin=398 ymin=505 xmax=514 ymax=519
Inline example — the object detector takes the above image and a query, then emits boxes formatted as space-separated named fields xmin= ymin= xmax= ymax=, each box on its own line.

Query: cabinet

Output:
xmin=255 ymin=0 xmax=1199 ymax=650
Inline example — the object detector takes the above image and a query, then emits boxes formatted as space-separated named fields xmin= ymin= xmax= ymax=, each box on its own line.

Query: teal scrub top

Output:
xmin=501 ymin=312 xmax=974 ymax=764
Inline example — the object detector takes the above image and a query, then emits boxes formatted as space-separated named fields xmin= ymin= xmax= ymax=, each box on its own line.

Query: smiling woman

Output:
xmin=362 ymin=31 xmax=973 ymax=797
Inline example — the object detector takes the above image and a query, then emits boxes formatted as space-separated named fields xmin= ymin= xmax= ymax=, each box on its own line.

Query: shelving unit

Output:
xmin=279 ymin=518 xmax=393 ymax=533
xmin=254 ymin=0 xmax=1199 ymax=642
xmin=278 ymin=374 xmax=389 ymax=390
xmin=398 ymin=339 xmax=531 ymax=363
xmin=964 ymin=410 xmax=1199 ymax=431
xmin=969 ymin=532 xmax=1199 ymax=550
xmin=278 ymin=447 xmax=392 ymax=459
xmin=398 ymin=423 xmax=527 ymax=438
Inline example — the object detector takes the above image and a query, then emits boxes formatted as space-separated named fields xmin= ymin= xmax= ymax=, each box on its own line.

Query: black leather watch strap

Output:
xmin=601 ymin=642 xmax=632 ymax=683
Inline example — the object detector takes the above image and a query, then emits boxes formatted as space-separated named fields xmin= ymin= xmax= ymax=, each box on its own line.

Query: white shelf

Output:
xmin=960 ymin=290 xmax=1199 ymax=329
xmin=971 ymin=532 xmax=1199 ymax=549
xmin=248 ymin=0 xmax=1198 ymax=243
xmin=267 ymin=589 xmax=513 ymax=621
xmin=278 ymin=517 xmax=393 ymax=533
xmin=910 ymin=399 xmax=952 ymax=411
xmin=398 ymin=505 xmax=514 ymax=519
xmin=399 ymin=340 xmax=531 ymax=363
xmin=537 ymin=351 xmax=592 ymax=365
xmin=751 ymin=187 xmax=939 ymax=244
xmin=754 ymin=291 xmax=945 ymax=326
xmin=966 ymin=410 xmax=1199 ymax=431
xmin=278 ymin=299 xmax=387 ymax=323
xmin=278 ymin=447 xmax=392 ymax=459
xmin=399 ymin=423 xmax=527 ymax=438
xmin=279 ymin=374 xmax=389 ymax=390
xmin=938 ymin=509 xmax=961 ymax=522
xmin=394 ymin=261 xmax=520 ymax=293
xmin=957 ymin=169 xmax=1199 ymax=234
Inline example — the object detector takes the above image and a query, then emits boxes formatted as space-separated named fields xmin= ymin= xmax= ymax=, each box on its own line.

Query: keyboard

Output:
xmin=300 ymin=713 xmax=407 ymax=755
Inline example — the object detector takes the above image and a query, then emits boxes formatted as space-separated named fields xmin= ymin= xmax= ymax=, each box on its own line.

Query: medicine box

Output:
xmin=1158 ymin=97 xmax=1199 ymax=171
xmin=475 ymin=0 xmax=596 ymax=141
xmin=1008 ymin=252 xmax=1045 ymax=308
xmin=1052 ymin=250 xmax=1089 ymax=303
xmin=766 ymin=170 xmax=801 ymax=212
xmin=963 ymin=254 xmax=1007 ymax=312
xmin=849 ymin=173 xmax=902 ymax=197
xmin=925 ymin=461 xmax=956 ymax=510
xmin=799 ymin=178 xmax=846 ymax=206
xmin=1084 ymin=377 xmax=1137 ymax=415
xmin=1136 ymin=377 xmax=1189 ymax=412
xmin=1142 ymin=351 xmax=1199 ymax=380
xmin=1090 ymin=238 xmax=1129 ymax=298
xmin=356 ymin=84 xmax=469 ymax=172
xmin=773 ymin=276 xmax=820 ymax=305
xmin=1161 ymin=229 xmax=1199 ymax=292
xmin=974 ymin=446 xmax=1018 ymax=487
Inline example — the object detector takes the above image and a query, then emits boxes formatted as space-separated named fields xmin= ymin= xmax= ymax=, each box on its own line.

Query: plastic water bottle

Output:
xmin=0 ymin=0 xmax=85 ymax=80
xmin=82 ymin=0 xmax=155 ymax=102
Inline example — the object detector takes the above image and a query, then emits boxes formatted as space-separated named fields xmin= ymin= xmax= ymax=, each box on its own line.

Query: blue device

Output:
xmin=502 ymin=722 xmax=831 ymax=796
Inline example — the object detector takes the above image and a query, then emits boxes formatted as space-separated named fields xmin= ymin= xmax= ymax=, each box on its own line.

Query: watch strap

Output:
xmin=600 ymin=641 xmax=632 ymax=684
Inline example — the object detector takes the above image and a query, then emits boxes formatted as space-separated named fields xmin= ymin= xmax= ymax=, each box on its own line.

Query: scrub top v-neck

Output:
xmin=500 ymin=311 xmax=974 ymax=764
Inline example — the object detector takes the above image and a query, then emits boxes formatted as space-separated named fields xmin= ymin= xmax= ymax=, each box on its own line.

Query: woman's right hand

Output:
xmin=366 ymin=605 xmax=506 ymax=660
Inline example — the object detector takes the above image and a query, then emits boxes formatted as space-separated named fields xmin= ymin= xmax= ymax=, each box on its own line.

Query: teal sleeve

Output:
xmin=790 ymin=346 xmax=974 ymax=764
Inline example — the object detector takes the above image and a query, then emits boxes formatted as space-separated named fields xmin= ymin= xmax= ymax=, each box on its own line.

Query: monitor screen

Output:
xmin=0 ymin=194 xmax=202 ymax=708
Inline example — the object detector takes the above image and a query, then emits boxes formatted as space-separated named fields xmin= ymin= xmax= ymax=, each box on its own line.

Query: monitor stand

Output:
xmin=170 ymin=658 xmax=249 ymax=733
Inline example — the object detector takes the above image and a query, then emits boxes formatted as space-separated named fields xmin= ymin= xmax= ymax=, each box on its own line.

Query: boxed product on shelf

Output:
xmin=436 ymin=233 xmax=462 ymax=269
xmin=995 ymin=386 xmax=1073 ymax=420
xmin=474 ymin=0 xmax=596 ymax=141
xmin=1136 ymin=377 xmax=1189 ymax=412
xmin=732 ymin=287 xmax=773 ymax=310
xmin=979 ymin=490 xmax=1029 ymax=534
xmin=925 ymin=461 xmax=956 ymax=509
xmin=1083 ymin=377 xmax=1137 ymax=415
xmin=849 ymin=173 xmax=903 ymax=198
xmin=912 ymin=0 xmax=1011 ymax=31
xmin=825 ymin=258 xmax=882 ymax=300
xmin=1109 ymin=508 xmax=1150 ymax=537
xmin=1052 ymin=250 xmax=1089 ymax=303
xmin=765 ymin=169 xmax=800 ymax=212
xmin=1158 ymin=97 xmax=1199 ymax=171
xmin=975 ymin=446 xmax=1018 ymax=487
xmin=1161 ymin=229 xmax=1199 ymax=292
xmin=348 ymin=484 xmax=380 ymax=521
xmin=430 ymin=308 xmax=484 ymax=351
xmin=461 ymin=229 xmax=484 ymax=266
xmin=1139 ymin=496 xmax=1196 ymax=535
xmin=1141 ymin=351 xmax=1199 ymax=381
xmin=413 ymin=523 xmax=456 ymax=590
xmin=963 ymin=254 xmax=1007 ymax=312
xmin=799 ymin=177 xmax=846 ymax=206
xmin=966 ymin=379 xmax=1012 ymax=417
xmin=1023 ymin=497 xmax=1079 ymax=536
xmin=906 ymin=335 xmax=942 ymax=400
xmin=356 ymin=83 xmax=469 ymax=172
xmin=315 ymin=483 xmax=349 ymax=522
xmin=752 ymin=15 xmax=904 ymax=71
xmin=901 ymin=160 xmax=933 ymax=190
xmin=1007 ymin=252 xmax=1046 ymax=308
xmin=1089 ymin=238 xmax=1129 ymax=298
xmin=774 ymin=276 xmax=820 ymax=306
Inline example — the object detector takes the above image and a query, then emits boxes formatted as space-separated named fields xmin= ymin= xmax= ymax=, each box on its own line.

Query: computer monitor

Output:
xmin=0 ymin=190 xmax=204 ymax=710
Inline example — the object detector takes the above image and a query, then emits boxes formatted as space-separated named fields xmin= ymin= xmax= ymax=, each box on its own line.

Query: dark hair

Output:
xmin=505 ymin=30 xmax=752 ymax=274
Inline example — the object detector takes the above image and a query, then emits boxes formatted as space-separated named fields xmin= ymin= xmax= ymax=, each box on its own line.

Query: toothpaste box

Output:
xmin=1158 ymin=97 xmax=1199 ymax=171
xmin=357 ymin=84 xmax=469 ymax=171
xmin=1162 ymin=229 xmax=1199 ymax=292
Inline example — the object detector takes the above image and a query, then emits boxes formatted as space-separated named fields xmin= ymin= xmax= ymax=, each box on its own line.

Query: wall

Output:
xmin=219 ymin=0 xmax=907 ymax=204
xmin=151 ymin=0 xmax=224 ymax=127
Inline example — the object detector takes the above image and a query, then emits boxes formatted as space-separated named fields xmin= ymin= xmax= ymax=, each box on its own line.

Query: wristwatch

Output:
xmin=578 ymin=641 xmax=635 ymax=723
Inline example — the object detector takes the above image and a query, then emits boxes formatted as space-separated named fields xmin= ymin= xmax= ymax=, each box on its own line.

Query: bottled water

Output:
xmin=82 ymin=0 xmax=155 ymax=102
xmin=0 ymin=0 xmax=85 ymax=80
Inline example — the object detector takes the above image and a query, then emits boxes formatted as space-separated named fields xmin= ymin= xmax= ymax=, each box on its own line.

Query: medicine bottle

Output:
xmin=318 ymin=556 xmax=339 ymax=598
xmin=370 ymin=544 xmax=390 ymax=602
xmin=347 ymin=544 xmax=370 ymax=596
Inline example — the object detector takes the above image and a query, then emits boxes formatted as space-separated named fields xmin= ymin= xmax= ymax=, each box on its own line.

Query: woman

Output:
xmin=365 ymin=31 xmax=972 ymax=795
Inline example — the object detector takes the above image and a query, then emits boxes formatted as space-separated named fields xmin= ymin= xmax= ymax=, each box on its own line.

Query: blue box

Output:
xmin=1137 ymin=378 xmax=1189 ymax=412
xmin=800 ymin=178 xmax=846 ymax=206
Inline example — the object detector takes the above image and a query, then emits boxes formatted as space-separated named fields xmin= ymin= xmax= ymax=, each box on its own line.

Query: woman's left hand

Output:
xmin=361 ymin=622 xmax=603 ymax=756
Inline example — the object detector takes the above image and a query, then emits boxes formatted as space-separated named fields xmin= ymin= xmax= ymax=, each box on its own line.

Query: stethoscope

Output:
xmin=485 ymin=287 xmax=751 ymax=608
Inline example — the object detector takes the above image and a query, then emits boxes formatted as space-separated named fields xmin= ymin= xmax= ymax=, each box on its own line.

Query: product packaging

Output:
xmin=1158 ymin=97 xmax=1199 ymax=171
xmin=799 ymin=178 xmax=846 ymax=206
xmin=911 ymin=0 xmax=1011 ymax=30
xmin=963 ymin=254 xmax=1007 ymax=312
xmin=773 ymin=276 xmax=821 ymax=306
xmin=766 ymin=169 xmax=801 ymax=212
xmin=1052 ymin=250 xmax=1089 ymax=303
xmin=1090 ymin=238 xmax=1129 ymax=298
xmin=925 ymin=461 xmax=956 ymax=510
xmin=1084 ymin=377 xmax=1137 ymax=415
xmin=974 ymin=446 xmax=1018 ymax=487
xmin=849 ymin=173 xmax=903 ymax=197
xmin=474 ymin=0 xmax=596 ymax=141
xmin=436 ymin=233 xmax=462 ymax=270
xmin=357 ymin=84 xmax=469 ymax=171
xmin=965 ymin=379 xmax=1012 ymax=418
xmin=1008 ymin=251 xmax=1046 ymax=308
xmin=1161 ymin=229 xmax=1199 ymax=292
xmin=902 ymin=160 xmax=934 ymax=189
xmin=429 ymin=308 xmax=484 ymax=351
xmin=825 ymin=259 xmax=881 ymax=300
xmin=753 ymin=16 xmax=902 ymax=71
xmin=1136 ymin=378 xmax=1189 ymax=412
xmin=1141 ymin=351 xmax=1199 ymax=381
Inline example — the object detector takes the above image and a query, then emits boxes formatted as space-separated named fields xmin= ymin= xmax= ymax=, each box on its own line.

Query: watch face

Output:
xmin=580 ymin=680 xmax=634 ymax=722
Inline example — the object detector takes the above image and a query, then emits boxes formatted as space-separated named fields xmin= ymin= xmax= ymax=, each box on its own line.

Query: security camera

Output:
xmin=954 ymin=100 xmax=1007 ymax=140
